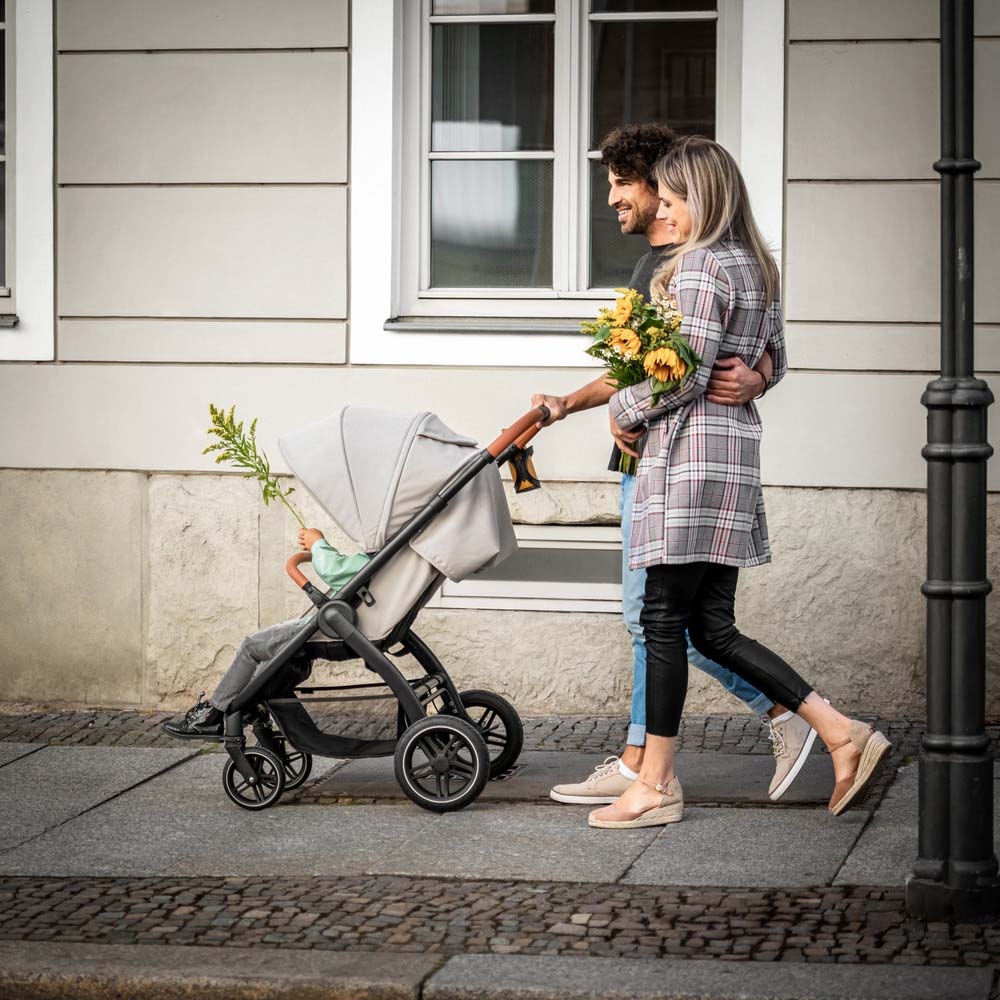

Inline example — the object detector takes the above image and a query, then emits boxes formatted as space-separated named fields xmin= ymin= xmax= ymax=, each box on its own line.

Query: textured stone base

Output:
xmin=1 ymin=470 xmax=997 ymax=716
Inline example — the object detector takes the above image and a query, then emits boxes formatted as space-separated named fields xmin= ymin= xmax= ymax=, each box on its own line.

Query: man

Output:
xmin=534 ymin=123 xmax=814 ymax=806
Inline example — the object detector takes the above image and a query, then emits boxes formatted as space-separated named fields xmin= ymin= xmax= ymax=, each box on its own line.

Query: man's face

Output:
xmin=607 ymin=169 xmax=659 ymax=236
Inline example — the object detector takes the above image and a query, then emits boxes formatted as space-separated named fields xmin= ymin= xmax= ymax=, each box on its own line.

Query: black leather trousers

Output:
xmin=640 ymin=562 xmax=814 ymax=738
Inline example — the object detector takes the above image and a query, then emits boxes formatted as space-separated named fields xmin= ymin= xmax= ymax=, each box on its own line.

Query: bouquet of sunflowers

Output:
xmin=582 ymin=288 xmax=702 ymax=474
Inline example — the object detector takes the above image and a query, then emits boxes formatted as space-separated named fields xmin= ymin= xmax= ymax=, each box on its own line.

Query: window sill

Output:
xmin=384 ymin=316 xmax=582 ymax=336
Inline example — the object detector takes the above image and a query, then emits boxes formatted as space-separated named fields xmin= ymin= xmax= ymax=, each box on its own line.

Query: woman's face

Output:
xmin=656 ymin=182 xmax=692 ymax=244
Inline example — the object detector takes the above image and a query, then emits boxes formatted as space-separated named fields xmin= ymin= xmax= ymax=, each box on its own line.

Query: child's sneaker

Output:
xmin=162 ymin=695 xmax=224 ymax=740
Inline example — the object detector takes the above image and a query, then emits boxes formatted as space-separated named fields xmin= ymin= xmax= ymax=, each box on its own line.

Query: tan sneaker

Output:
xmin=766 ymin=711 xmax=818 ymax=801
xmin=550 ymin=757 xmax=633 ymax=804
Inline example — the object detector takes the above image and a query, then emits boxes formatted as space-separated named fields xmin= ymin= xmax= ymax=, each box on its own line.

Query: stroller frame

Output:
xmin=216 ymin=406 xmax=548 ymax=813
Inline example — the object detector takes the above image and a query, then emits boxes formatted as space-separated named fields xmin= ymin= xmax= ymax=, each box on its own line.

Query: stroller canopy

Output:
xmin=278 ymin=407 xmax=516 ymax=582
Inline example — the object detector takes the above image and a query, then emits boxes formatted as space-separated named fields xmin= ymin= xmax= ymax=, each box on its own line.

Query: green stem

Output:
xmin=279 ymin=492 xmax=306 ymax=529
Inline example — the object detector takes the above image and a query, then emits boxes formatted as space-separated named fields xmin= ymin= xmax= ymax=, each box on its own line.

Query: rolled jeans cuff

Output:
xmin=627 ymin=722 xmax=647 ymax=746
xmin=746 ymin=692 xmax=775 ymax=716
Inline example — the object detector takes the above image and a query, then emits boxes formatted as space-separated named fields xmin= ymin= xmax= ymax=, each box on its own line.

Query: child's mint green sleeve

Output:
xmin=310 ymin=539 xmax=370 ymax=592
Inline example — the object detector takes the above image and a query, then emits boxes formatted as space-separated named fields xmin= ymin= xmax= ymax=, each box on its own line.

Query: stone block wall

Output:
xmin=2 ymin=470 xmax=996 ymax=717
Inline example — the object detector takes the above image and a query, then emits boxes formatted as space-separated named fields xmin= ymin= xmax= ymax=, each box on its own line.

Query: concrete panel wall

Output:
xmin=2 ymin=364 xmax=998 ymax=490
xmin=788 ymin=0 xmax=1000 ymax=40
xmin=59 ymin=187 xmax=347 ymax=319
xmin=57 ymin=0 xmax=349 ymax=50
xmin=55 ymin=0 xmax=349 ymax=363
xmin=58 ymin=52 xmax=348 ymax=184
xmin=3 ymin=470 xmax=997 ymax=717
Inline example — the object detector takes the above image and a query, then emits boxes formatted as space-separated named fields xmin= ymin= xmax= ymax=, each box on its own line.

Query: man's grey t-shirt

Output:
xmin=608 ymin=243 xmax=672 ymax=472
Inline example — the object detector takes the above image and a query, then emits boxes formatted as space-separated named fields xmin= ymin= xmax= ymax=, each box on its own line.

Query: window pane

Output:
xmin=588 ymin=160 xmax=647 ymax=289
xmin=592 ymin=1 xmax=715 ymax=11
xmin=591 ymin=19 xmax=716 ymax=144
xmin=0 ymin=165 xmax=6 ymax=287
xmin=432 ymin=23 xmax=553 ymax=152
xmin=431 ymin=160 xmax=552 ymax=288
xmin=433 ymin=1 xmax=554 ymax=12
xmin=0 ymin=30 xmax=5 ymax=154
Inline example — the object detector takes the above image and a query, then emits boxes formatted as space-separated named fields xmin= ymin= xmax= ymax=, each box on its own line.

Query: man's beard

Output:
xmin=620 ymin=201 xmax=658 ymax=236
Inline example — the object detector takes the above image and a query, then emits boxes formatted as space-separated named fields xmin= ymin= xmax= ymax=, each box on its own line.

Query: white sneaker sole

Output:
xmin=549 ymin=790 xmax=621 ymax=805
xmin=768 ymin=724 xmax=819 ymax=801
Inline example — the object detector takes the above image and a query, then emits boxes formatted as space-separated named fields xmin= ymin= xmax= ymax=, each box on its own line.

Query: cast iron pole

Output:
xmin=905 ymin=0 xmax=998 ymax=921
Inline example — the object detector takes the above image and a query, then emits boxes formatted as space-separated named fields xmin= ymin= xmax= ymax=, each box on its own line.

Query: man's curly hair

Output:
xmin=599 ymin=123 xmax=678 ymax=190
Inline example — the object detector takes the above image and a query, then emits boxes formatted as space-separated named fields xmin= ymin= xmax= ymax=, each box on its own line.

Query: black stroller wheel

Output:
xmin=222 ymin=747 xmax=286 ymax=810
xmin=271 ymin=740 xmax=313 ymax=790
xmin=456 ymin=689 xmax=524 ymax=779
xmin=394 ymin=716 xmax=490 ymax=812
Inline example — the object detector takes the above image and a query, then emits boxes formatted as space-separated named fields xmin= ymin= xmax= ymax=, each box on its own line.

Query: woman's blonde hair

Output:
xmin=650 ymin=136 xmax=779 ymax=307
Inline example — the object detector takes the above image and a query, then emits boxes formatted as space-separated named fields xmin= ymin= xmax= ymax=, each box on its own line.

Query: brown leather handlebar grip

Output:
xmin=285 ymin=550 xmax=312 ymax=589
xmin=486 ymin=405 xmax=550 ymax=458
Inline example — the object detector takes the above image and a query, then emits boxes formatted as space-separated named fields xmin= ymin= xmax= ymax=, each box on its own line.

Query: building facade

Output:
xmin=0 ymin=0 xmax=997 ymax=716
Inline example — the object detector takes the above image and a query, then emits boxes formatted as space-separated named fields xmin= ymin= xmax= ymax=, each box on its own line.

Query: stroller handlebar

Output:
xmin=486 ymin=405 xmax=550 ymax=458
xmin=285 ymin=550 xmax=312 ymax=589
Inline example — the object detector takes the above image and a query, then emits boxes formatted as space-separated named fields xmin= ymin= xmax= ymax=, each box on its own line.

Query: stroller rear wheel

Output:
xmin=275 ymin=741 xmax=313 ymax=790
xmin=222 ymin=747 xmax=286 ymax=810
xmin=456 ymin=689 xmax=524 ymax=779
xmin=394 ymin=716 xmax=490 ymax=812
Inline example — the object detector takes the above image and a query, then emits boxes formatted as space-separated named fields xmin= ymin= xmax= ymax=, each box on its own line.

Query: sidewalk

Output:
xmin=0 ymin=708 xmax=997 ymax=999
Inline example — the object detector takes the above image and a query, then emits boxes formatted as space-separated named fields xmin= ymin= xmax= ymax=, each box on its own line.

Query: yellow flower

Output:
xmin=612 ymin=296 xmax=633 ymax=326
xmin=609 ymin=327 xmax=641 ymax=358
xmin=644 ymin=346 xmax=688 ymax=383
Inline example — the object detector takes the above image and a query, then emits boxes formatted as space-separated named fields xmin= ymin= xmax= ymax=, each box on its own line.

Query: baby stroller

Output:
xmin=216 ymin=404 xmax=549 ymax=814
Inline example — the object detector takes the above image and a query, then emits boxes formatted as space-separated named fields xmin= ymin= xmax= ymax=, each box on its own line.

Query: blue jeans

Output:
xmin=620 ymin=473 xmax=773 ymax=745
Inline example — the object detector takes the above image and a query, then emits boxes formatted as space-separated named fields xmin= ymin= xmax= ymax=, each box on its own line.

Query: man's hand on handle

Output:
xmin=530 ymin=394 xmax=568 ymax=427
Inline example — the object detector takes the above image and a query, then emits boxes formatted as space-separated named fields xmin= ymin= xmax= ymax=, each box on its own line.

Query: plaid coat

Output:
xmin=609 ymin=241 xmax=787 ymax=570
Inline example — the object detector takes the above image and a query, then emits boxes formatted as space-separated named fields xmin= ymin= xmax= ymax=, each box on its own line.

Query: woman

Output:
xmin=590 ymin=137 xmax=891 ymax=829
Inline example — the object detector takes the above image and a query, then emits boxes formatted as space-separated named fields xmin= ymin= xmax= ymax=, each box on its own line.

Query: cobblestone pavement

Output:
xmin=0 ymin=707 xmax=964 ymax=759
xmin=0 ymin=875 xmax=997 ymax=974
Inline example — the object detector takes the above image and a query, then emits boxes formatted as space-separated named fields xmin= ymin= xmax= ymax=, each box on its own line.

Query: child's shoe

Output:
xmin=162 ymin=695 xmax=225 ymax=740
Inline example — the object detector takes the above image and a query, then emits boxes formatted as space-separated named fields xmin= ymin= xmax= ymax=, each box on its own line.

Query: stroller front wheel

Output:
xmin=394 ymin=716 xmax=490 ymax=813
xmin=222 ymin=747 xmax=286 ymax=810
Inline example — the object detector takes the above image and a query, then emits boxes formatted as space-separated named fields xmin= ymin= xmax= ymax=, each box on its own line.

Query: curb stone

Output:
xmin=0 ymin=941 xmax=441 ymax=1000
xmin=422 ymin=954 xmax=995 ymax=1000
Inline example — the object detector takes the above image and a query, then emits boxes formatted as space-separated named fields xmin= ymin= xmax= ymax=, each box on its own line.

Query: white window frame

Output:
xmin=426 ymin=524 xmax=624 ymax=613
xmin=0 ymin=0 xmax=54 ymax=360
xmin=350 ymin=0 xmax=783 ymax=367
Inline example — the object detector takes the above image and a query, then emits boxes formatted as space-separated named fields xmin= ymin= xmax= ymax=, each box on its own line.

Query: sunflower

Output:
xmin=612 ymin=296 xmax=633 ymax=326
xmin=609 ymin=327 xmax=642 ymax=359
xmin=644 ymin=346 xmax=688 ymax=383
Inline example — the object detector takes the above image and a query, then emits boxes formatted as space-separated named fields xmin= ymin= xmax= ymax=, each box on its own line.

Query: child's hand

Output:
xmin=298 ymin=528 xmax=325 ymax=551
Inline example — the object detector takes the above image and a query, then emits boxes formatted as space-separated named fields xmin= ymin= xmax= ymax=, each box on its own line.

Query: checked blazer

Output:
xmin=609 ymin=240 xmax=787 ymax=570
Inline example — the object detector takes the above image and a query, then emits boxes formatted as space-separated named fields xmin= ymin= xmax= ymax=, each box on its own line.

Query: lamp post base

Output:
xmin=905 ymin=875 xmax=1000 ymax=922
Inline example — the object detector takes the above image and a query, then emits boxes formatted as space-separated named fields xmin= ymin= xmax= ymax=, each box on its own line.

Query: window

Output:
xmin=427 ymin=525 xmax=623 ymax=612
xmin=0 ymin=0 xmax=12 ymax=316
xmin=350 ymin=0 xmax=783 ymax=366
xmin=396 ymin=0 xmax=738 ymax=320
xmin=0 ymin=0 xmax=54 ymax=360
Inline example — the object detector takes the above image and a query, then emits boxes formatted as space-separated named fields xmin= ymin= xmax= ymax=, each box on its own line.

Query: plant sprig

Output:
xmin=203 ymin=403 xmax=306 ymax=528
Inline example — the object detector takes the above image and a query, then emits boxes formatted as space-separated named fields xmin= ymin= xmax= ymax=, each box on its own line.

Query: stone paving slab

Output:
xmin=424 ymin=955 xmax=994 ymax=1000
xmin=0 ymin=753 xmax=438 ymax=878
xmin=0 ymin=745 xmax=195 ymax=851
xmin=0 ymin=742 xmax=43 ymax=767
xmin=0 ymin=940 xmax=440 ymax=1000
xmin=836 ymin=762 xmax=1000 ymax=887
xmin=369 ymin=803 xmax=660 ymax=883
xmin=622 ymin=807 xmax=867 ymax=888
xmin=307 ymin=751 xmax=835 ymax=806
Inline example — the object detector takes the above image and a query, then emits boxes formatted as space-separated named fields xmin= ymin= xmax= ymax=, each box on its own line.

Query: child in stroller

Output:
xmin=161 ymin=404 xmax=548 ymax=814
xmin=163 ymin=527 xmax=370 ymax=740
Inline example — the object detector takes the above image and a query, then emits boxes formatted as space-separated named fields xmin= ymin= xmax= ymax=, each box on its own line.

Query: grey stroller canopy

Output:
xmin=278 ymin=406 xmax=516 ymax=583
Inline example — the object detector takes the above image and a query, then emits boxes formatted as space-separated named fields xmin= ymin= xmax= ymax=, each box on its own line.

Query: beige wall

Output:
xmin=1 ymin=1 xmax=997 ymax=714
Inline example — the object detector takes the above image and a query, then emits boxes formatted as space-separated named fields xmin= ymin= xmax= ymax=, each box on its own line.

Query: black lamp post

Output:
xmin=905 ymin=0 xmax=999 ymax=921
